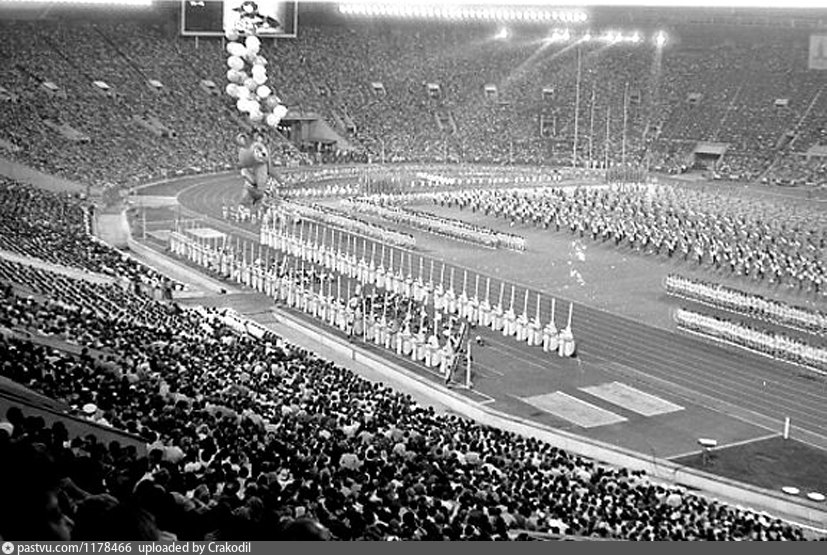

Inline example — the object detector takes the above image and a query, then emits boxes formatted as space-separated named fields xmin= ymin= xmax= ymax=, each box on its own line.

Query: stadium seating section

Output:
xmin=1 ymin=19 xmax=826 ymax=187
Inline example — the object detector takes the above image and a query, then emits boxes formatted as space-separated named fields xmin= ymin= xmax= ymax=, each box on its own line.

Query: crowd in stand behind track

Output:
xmin=1 ymin=20 xmax=827 ymax=186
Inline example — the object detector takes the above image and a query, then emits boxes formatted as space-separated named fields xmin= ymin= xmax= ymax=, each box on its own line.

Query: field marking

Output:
xmin=451 ymin=387 xmax=497 ymax=405
xmin=665 ymin=432 xmax=784 ymax=461
xmin=521 ymin=391 xmax=627 ymax=428
xmin=473 ymin=360 xmax=506 ymax=377
xmin=580 ymin=381 xmax=684 ymax=417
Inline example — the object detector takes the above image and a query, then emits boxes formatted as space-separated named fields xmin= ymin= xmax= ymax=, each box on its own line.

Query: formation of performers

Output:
xmin=168 ymin=219 xmax=577 ymax=385
xmin=222 ymin=203 xmax=264 ymax=225
xmin=426 ymin=184 xmax=826 ymax=294
xmin=262 ymin=200 xmax=416 ymax=249
xmin=665 ymin=274 xmax=827 ymax=336
xmin=257 ymin=218 xmax=574 ymax=357
xmin=675 ymin=308 xmax=827 ymax=372
xmin=344 ymin=196 xmax=526 ymax=251
xmin=280 ymin=182 xmax=362 ymax=199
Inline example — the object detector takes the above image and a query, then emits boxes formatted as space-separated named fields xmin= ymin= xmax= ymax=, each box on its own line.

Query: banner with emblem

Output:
xmin=809 ymin=35 xmax=827 ymax=70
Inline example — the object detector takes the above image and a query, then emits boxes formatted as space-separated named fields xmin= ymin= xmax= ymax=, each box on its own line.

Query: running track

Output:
xmin=167 ymin=175 xmax=827 ymax=455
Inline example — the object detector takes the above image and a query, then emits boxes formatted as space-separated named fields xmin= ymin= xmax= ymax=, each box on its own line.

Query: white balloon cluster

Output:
xmin=224 ymin=24 xmax=288 ymax=127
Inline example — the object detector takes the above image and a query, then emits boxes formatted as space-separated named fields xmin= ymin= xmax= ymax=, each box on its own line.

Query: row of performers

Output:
xmin=665 ymin=274 xmax=827 ymax=335
xmin=263 ymin=202 xmax=416 ymax=249
xmin=259 ymin=220 xmax=576 ymax=356
xmin=675 ymin=308 xmax=827 ymax=372
xmin=343 ymin=196 xmax=527 ymax=251
xmin=170 ymin=228 xmax=576 ymax=358
xmin=260 ymin=219 xmax=510 ymax=309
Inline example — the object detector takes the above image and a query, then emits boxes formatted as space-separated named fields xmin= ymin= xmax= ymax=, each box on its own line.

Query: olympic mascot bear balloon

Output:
xmin=236 ymin=132 xmax=268 ymax=206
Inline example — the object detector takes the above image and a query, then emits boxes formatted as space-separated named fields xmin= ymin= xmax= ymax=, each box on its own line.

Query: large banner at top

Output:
xmin=809 ymin=35 xmax=827 ymax=70
xmin=181 ymin=1 xmax=297 ymax=37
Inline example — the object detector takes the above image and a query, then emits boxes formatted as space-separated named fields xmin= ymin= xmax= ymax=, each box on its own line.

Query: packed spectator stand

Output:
xmin=0 ymin=177 xmax=175 ymax=294
xmin=1 ymin=15 xmax=826 ymax=185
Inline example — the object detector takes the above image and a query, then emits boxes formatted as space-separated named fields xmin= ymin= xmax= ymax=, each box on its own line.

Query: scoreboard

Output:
xmin=180 ymin=1 xmax=297 ymax=37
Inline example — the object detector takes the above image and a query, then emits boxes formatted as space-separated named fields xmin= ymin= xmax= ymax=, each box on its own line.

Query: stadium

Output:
xmin=0 ymin=0 xmax=826 ymax=542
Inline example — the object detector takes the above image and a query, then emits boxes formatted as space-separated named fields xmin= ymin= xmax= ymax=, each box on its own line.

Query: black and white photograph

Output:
xmin=0 ymin=0 xmax=826 ymax=544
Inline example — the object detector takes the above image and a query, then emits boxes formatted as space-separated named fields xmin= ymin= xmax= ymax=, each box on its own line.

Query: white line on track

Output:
xmin=665 ymin=432 xmax=783 ymax=461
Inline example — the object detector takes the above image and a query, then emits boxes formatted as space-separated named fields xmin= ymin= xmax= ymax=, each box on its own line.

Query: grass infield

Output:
xmin=672 ymin=436 xmax=827 ymax=496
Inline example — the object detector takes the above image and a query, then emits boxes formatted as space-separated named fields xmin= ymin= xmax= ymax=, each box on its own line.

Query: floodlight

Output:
xmin=655 ymin=30 xmax=668 ymax=48
xmin=495 ymin=27 xmax=509 ymax=40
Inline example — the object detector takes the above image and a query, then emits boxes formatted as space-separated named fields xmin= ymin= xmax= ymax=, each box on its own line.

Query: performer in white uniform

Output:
xmin=558 ymin=302 xmax=577 ymax=357
xmin=491 ymin=283 xmax=505 ymax=332
xmin=516 ymin=290 xmax=531 ymax=342
xmin=479 ymin=278 xmax=492 ymax=327
xmin=543 ymin=298 xmax=559 ymax=353
xmin=528 ymin=295 xmax=544 ymax=347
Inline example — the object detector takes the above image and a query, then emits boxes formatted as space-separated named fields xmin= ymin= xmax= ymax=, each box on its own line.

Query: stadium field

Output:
xmin=137 ymin=173 xmax=827 ymax=488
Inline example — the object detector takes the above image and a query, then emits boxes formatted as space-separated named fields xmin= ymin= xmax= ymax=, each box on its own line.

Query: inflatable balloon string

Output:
xmin=224 ymin=1 xmax=288 ymax=205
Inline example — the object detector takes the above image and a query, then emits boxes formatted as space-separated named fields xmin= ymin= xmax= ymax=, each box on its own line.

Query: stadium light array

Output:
xmin=338 ymin=3 xmax=589 ymax=24
xmin=654 ymin=30 xmax=668 ymax=48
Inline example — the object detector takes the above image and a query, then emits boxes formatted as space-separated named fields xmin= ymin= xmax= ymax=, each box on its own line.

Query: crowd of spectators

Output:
xmin=2 ymin=18 xmax=827 ymax=187
xmin=1 ymin=259 xmax=817 ymax=541
xmin=0 ymin=178 xmax=171 ymax=289
xmin=762 ymin=153 xmax=827 ymax=188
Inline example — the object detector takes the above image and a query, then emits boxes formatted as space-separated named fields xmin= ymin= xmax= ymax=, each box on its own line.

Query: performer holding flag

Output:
xmin=559 ymin=302 xmax=577 ymax=358
xmin=543 ymin=298 xmax=560 ymax=353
